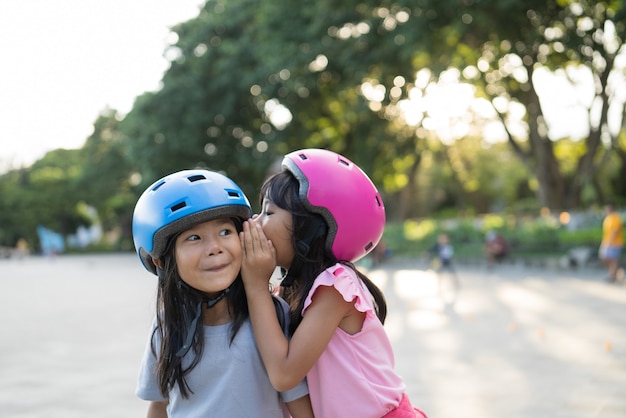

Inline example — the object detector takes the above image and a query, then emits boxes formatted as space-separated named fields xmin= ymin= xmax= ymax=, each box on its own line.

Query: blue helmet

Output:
xmin=132 ymin=169 xmax=252 ymax=275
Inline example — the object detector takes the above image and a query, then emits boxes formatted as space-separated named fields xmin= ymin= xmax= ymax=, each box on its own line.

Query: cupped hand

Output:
xmin=240 ymin=220 xmax=277 ymax=287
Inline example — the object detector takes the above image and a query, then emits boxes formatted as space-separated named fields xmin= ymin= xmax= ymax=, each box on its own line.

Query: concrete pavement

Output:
xmin=1 ymin=254 xmax=625 ymax=417
xmin=371 ymin=258 xmax=626 ymax=418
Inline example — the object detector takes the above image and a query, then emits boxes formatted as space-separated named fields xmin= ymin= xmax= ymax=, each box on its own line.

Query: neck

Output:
xmin=202 ymin=298 xmax=231 ymax=326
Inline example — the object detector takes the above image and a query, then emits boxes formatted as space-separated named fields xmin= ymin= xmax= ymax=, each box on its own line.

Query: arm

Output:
xmin=240 ymin=220 xmax=353 ymax=392
xmin=285 ymin=395 xmax=315 ymax=418
xmin=146 ymin=401 xmax=168 ymax=418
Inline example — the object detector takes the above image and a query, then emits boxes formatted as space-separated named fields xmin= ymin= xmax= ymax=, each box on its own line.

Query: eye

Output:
xmin=262 ymin=202 xmax=275 ymax=216
xmin=219 ymin=228 xmax=234 ymax=236
xmin=185 ymin=234 xmax=201 ymax=241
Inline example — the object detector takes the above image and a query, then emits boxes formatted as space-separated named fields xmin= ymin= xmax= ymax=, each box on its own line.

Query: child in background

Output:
xmin=240 ymin=149 xmax=428 ymax=418
xmin=429 ymin=233 xmax=460 ymax=303
xmin=430 ymin=233 xmax=454 ymax=271
xmin=484 ymin=230 xmax=509 ymax=269
xmin=132 ymin=169 xmax=312 ymax=418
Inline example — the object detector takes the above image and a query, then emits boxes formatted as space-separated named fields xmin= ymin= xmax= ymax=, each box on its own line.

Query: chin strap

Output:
xmin=175 ymin=300 xmax=203 ymax=358
xmin=280 ymin=217 xmax=327 ymax=287
xmin=156 ymin=267 xmax=231 ymax=359
xmin=169 ymin=272 xmax=230 ymax=358
xmin=174 ymin=288 xmax=230 ymax=359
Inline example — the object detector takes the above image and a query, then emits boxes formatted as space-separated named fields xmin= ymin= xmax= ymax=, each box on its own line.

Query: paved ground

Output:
xmin=1 ymin=254 xmax=625 ymax=417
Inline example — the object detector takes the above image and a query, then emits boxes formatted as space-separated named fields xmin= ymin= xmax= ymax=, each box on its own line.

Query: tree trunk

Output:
xmin=495 ymin=62 xmax=567 ymax=211
xmin=565 ymin=53 xmax=615 ymax=208
xmin=396 ymin=152 xmax=422 ymax=220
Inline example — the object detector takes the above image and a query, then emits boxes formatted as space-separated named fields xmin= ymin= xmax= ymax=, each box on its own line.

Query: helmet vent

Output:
xmin=365 ymin=242 xmax=374 ymax=251
xmin=187 ymin=174 xmax=206 ymax=182
xmin=338 ymin=158 xmax=349 ymax=166
xmin=152 ymin=180 xmax=166 ymax=191
xmin=227 ymin=191 xmax=240 ymax=198
xmin=171 ymin=201 xmax=187 ymax=212
xmin=375 ymin=196 xmax=382 ymax=207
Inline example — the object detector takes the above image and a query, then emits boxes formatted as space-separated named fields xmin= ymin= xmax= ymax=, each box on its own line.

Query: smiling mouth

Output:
xmin=206 ymin=263 xmax=229 ymax=272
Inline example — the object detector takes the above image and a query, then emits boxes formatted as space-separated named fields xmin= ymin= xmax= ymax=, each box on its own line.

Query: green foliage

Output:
xmin=383 ymin=211 xmax=604 ymax=261
xmin=556 ymin=227 xmax=602 ymax=248
xmin=510 ymin=220 xmax=561 ymax=252
xmin=0 ymin=150 xmax=90 ymax=249
xmin=120 ymin=0 xmax=284 ymax=203
xmin=1 ymin=0 xmax=625 ymax=253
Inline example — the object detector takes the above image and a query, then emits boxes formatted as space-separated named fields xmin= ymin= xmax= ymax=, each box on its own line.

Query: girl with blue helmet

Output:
xmin=132 ymin=169 xmax=312 ymax=418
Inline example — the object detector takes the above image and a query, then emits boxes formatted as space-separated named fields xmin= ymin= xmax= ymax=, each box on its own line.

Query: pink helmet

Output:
xmin=282 ymin=148 xmax=385 ymax=262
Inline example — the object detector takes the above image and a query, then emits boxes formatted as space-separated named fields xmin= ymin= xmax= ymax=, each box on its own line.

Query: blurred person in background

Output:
xmin=599 ymin=204 xmax=624 ymax=283
xmin=484 ymin=230 xmax=509 ymax=270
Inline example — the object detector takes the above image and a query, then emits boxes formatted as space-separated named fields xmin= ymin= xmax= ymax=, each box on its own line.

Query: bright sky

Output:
xmin=0 ymin=0 xmax=204 ymax=172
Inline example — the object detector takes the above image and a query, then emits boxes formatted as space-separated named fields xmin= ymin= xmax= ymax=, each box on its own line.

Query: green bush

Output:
xmin=381 ymin=214 xmax=603 ymax=261
xmin=556 ymin=228 xmax=601 ymax=248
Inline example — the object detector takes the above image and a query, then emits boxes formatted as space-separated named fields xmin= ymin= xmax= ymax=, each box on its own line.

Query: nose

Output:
xmin=204 ymin=237 xmax=223 ymax=256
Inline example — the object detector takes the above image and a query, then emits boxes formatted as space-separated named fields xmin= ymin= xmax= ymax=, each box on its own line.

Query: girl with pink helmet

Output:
xmin=241 ymin=149 xmax=427 ymax=418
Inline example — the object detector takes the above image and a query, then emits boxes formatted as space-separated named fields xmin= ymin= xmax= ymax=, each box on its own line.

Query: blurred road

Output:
xmin=1 ymin=254 xmax=625 ymax=417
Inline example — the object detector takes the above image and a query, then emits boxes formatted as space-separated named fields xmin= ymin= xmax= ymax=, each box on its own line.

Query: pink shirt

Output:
xmin=302 ymin=264 xmax=406 ymax=418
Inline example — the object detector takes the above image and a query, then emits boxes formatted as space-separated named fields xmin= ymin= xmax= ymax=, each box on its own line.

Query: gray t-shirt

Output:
xmin=136 ymin=302 xmax=308 ymax=417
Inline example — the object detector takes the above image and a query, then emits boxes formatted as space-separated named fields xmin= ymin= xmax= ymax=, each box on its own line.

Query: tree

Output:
xmin=0 ymin=169 xmax=38 ymax=247
xmin=416 ymin=0 xmax=626 ymax=210
xmin=76 ymin=109 xmax=136 ymax=248
xmin=245 ymin=0 xmax=438 ymax=218
xmin=121 ymin=0 xmax=281 ymax=203
xmin=0 ymin=149 xmax=91 ymax=250
xmin=254 ymin=0 xmax=626 ymax=211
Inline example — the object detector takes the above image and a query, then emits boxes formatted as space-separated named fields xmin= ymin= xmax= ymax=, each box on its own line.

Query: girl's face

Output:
xmin=174 ymin=218 xmax=241 ymax=295
xmin=255 ymin=197 xmax=295 ymax=269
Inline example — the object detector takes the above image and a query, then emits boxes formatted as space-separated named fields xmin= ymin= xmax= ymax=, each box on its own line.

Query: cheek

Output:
xmin=274 ymin=230 xmax=294 ymax=259
xmin=230 ymin=241 xmax=243 ymax=262
xmin=174 ymin=245 xmax=200 ymax=273
xmin=255 ymin=218 xmax=271 ymax=237
xmin=174 ymin=245 xmax=190 ymax=263
xmin=174 ymin=251 xmax=190 ymax=277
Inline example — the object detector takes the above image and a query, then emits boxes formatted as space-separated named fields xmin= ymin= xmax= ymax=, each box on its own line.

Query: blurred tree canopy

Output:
xmin=0 ymin=0 xmax=625 ymax=252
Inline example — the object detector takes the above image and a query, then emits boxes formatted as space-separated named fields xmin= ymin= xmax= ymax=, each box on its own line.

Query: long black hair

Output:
xmin=150 ymin=219 xmax=249 ymax=399
xmin=261 ymin=170 xmax=387 ymax=336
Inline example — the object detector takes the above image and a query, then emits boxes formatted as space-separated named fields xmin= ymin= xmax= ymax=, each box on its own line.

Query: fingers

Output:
xmin=241 ymin=219 xmax=271 ymax=256
xmin=241 ymin=220 xmax=256 ymax=257
xmin=240 ymin=220 xmax=277 ymax=283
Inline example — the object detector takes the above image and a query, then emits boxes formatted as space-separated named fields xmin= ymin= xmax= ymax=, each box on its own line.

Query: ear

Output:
xmin=152 ymin=258 xmax=163 ymax=269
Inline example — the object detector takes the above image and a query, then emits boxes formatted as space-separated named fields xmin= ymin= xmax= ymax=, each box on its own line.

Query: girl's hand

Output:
xmin=240 ymin=220 xmax=276 ymax=288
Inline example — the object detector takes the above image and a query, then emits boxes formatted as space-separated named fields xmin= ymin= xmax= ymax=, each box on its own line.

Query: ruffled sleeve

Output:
xmin=302 ymin=263 xmax=375 ymax=316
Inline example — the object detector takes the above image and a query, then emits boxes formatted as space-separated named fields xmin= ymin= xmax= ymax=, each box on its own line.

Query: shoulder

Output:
xmin=304 ymin=263 xmax=374 ymax=314
xmin=607 ymin=213 xmax=622 ymax=225
xmin=310 ymin=263 xmax=361 ymax=293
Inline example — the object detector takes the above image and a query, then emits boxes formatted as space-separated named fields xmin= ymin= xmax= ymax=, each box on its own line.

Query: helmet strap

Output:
xmin=175 ymin=300 xmax=202 ymax=358
xmin=205 ymin=288 xmax=230 ymax=308
xmin=170 ymin=277 xmax=230 ymax=358
xmin=156 ymin=266 xmax=165 ymax=279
